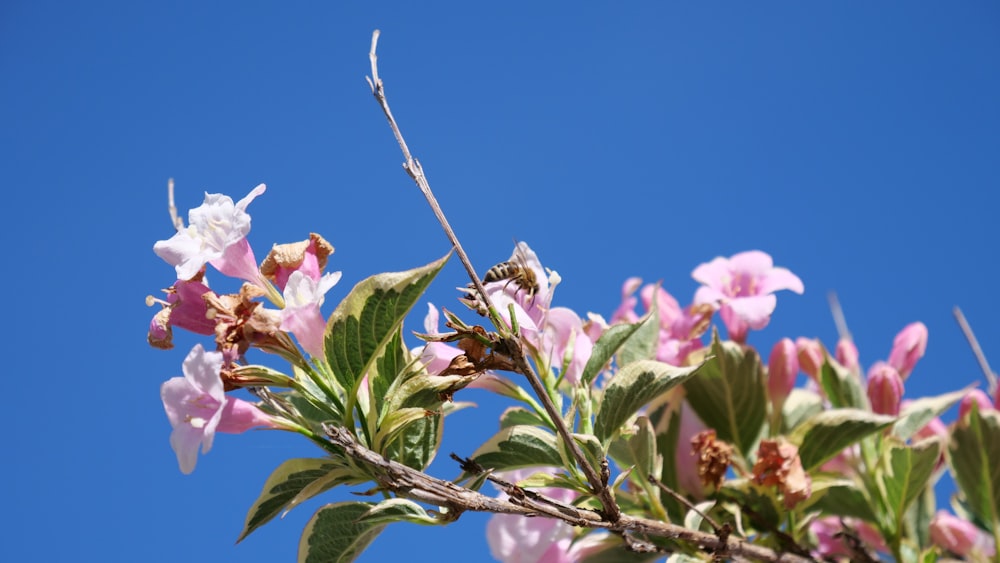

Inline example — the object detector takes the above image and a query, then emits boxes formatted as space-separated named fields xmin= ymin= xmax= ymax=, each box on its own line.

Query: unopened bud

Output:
xmin=767 ymin=338 xmax=799 ymax=409
xmin=795 ymin=337 xmax=823 ymax=381
xmin=835 ymin=338 xmax=859 ymax=374
xmin=888 ymin=322 xmax=927 ymax=380
xmin=867 ymin=362 xmax=903 ymax=416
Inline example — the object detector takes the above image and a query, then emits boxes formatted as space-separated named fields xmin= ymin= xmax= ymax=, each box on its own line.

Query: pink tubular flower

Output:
xmin=692 ymin=250 xmax=804 ymax=343
xmin=161 ymin=344 xmax=275 ymax=474
xmin=260 ymin=233 xmax=336 ymax=291
xmin=486 ymin=468 xmax=605 ymax=563
xmin=153 ymin=184 xmax=267 ymax=283
xmin=930 ymin=511 xmax=996 ymax=558
xmin=888 ymin=322 xmax=928 ymax=380
xmin=867 ymin=362 xmax=904 ymax=416
xmin=767 ymin=338 xmax=799 ymax=410
xmin=279 ymin=270 xmax=342 ymax=358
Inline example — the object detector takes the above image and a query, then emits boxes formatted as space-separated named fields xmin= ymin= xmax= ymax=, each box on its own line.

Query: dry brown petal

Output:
xmin=260 ymin=233 xmax=334 ymax=280
xmin=752 ymin=439 xmax=812 ymax=508
xmin=147 ymin=307 xmax=174 ymax=349
xmin=692 ymin=430 xmax=734 ymax=489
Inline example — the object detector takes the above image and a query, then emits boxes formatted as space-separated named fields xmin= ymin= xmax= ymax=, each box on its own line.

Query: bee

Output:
xmin=482 ymin=244 xmax=540 ymax=301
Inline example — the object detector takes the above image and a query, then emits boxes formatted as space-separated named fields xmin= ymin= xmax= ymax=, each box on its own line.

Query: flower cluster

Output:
xmin=147 ymin=186 xmax=998 ymax=563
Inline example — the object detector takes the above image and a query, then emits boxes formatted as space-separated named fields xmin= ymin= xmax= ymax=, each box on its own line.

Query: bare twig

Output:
xmin=167 ymin=178 xmax=184 ymax=231
xmin=325 ymin=425 xmax=811 ymax=562
xmin=648 ymin=475 xmax=723 ymax=534
xmin=953 ymin=307 xmax=997 ymax=395
xmin=365 ymin=30 xmax=619 ymax=522
xmin=827 ymin=291 xmax=850 ymax=342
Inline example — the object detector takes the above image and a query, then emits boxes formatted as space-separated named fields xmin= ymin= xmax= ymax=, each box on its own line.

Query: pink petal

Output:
xmin=691 ymin=257 xmax=731 ymax=288
xmin=693 ymin=286 xmax=726 ymax=307
xmin=182 ymin=344 xmax=225 ymax=400
xmin=280 ymin=304 xmax=327 ymax=358
xmin=726 ymin=294 xmax=777 ymax=328
xmin=211 ymin=237 xmax=262 ymax=285
xmin=169 ymin=423 xmax=206 ymax=475
xmin=759 ymin=267 xmax=804 ymax=295
xmin=217 ymin=398 xmax=274 ymax=433
xmin=727 ymin=250 xmax=775 ymax=276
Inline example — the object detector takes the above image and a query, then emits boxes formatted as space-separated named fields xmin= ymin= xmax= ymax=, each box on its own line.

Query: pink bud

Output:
xmin=768 ymin=338 xmax=799 ymax=408
xmin=959 ymin=389 xmax=994 ymax=420
xmin=795 ymin=338 xmax=823 ymax=381
xmin=867 ymin=362 xmax=904 ymax=416
xmin=930 ymin=511 xmax=996 ymax=557
xmin=835 ymin=338 xmax=859 ymax=374
xmin=887 ymin=322 xmax=928 ymax=380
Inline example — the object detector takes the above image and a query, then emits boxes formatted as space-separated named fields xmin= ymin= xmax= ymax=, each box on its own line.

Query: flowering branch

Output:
xmin=364 ymin=29 xmax=621 ymax=522
xmin=324 ymin=424 xmax=810 ymax=562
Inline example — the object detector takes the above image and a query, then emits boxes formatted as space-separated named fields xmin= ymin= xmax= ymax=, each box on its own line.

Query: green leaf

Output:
xmin=374 ymin=407 xmax=432 ymax=453
xmin=683 ymin=332 xmax=765 ymax=457
xmin=239 ymin=458 xmax=343 ymax=543
xmin=617 ymin=305 xmax=659 ymax=367
xmin=384 ymin=412 xmax=440 ymax=471
xmin=594 ymin=359 xmax=704 ymax=447
xmin=893 ymin=389 xmax=965 ymax=441
xmin=800 ymin=477 xmax=877 ymax=522
xmin=324 ymin=253 xmax=449 ymax=393
xmin=879 ymin=440 xmax=940 ymax=535
xmin=355 ymin=499 xmax=440 ymax=526
xmin=608 ymin=416 xmax=658 ymax=485
xmin=949 ymin=405 xmax=1000 ymax=530
xmin=499 ymin=406 xmax=549 ymax=429
xmin=819 ymin=358 xmax=868 ymax=410
xmin=298 ymin=502 xmax=386 ymax=563
xmin=370 ymin=328 xmax=406 ymax=417
xmin=781 ymin=389 xmax=823 ymax=434
xmin=581 ymin=317 xmax=650 ymax=385
xmin=470 ymin=425 xmax=562 ymax=472
xmin=789 ymin=409 xmax=895 ymax=471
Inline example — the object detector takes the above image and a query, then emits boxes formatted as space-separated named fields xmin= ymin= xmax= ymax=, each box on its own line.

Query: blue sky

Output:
xmin=2 ymin=2 xmax=998 ymax=562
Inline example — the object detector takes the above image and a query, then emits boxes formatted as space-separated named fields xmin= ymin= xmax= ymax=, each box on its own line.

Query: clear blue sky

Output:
xmin=2 ymin=2 xmax=998 ymax=562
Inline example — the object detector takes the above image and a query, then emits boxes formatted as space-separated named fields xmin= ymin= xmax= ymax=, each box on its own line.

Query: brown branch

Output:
xmin=167 ymin=177 xmax=184 ymax=231
xmin=953 ymin=306 xmax=997 ymax=395
xmin=324 ymin=424 xmax=812 ymax=562
xmin=364 ymin=29 xmax=619 ymax=522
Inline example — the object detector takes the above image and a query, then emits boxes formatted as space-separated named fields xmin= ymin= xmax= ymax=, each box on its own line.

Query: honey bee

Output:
xmin=482 ymin=244 xmax=540 ymax=301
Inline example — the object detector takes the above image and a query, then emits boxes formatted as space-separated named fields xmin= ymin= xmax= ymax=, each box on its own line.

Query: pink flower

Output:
xmin=930 ymin=511 xmax=996 ymax=558
xmin=867 ymin=362 xmax=904 ymax=416
xmin=692 ymin=251 xmax=803 ymax=343
xmin=486 ymin=468 xmax=604 ymax=563
xmin=810 ymin=517 xmax=887 ymax=559
xmin=261 ymin=233 xmax=336 ymax=291
xmin=767 ymin=338 xmax=799 ymax=409
xmin=161 ymin=344 xmax=275 ymax=474
xmin=959 ymin=389 xmax=994 ymax=420
xmin=279 ymin=270 xmax=342 ymax=358
xmin=888 ymin=322 xmax=928 ymax=380
xmin=147 ymin=279 xmax=217 ymax=349
xmin=539 ymin=307 xmax=593 ymax=385
xmin=611 ymin=280 xmax=709 ymax=366
xmin=153 ymin=184 xmax=266 ymax=283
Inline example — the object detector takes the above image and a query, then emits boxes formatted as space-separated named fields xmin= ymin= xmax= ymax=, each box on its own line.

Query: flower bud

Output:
xmin=767 ymin=338 xmax=799 ymax=409
xmin=867 ymin=362 xmax=903 ymax=416
xmin=888 ymin=321 xmax=927 ymax=380
xmin=930 ymin=511 xmax=996 ymax=557
xmin=959 ymin=389 xmax=994 ymax=421
xmin=796 ymin=337 xmax=823 ymax=381
xmin=835 ymin=338 xmax=859 ymax=374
